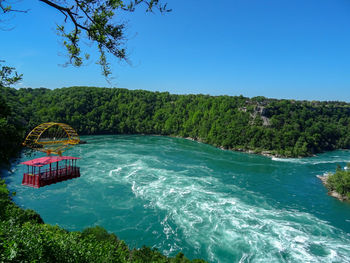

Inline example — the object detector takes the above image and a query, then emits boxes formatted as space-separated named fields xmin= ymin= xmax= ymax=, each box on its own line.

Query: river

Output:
xmin=4 ymin=135 xmax=350 ymax=262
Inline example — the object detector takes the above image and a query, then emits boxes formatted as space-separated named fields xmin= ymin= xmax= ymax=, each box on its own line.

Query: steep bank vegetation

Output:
xmin=2 ymin=86 xmax=350 ymax=157
xmin=0 ymin=93 xmax=24 ymax=165
xmin=0 ymin=180 xmax=205 ymax=262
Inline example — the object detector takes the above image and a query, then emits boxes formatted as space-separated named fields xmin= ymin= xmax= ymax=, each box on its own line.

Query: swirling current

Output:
xmin=3 ymin=135 xmax=350 ymax=262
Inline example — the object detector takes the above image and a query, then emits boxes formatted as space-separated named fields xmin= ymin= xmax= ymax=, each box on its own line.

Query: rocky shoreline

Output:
xmin=317 ymin=174 xmax=349 ymax=202
xmin=181 ymin=136 xmax=301 ymax=158
xmin=182 ymin=135 xmax=349 ymax=201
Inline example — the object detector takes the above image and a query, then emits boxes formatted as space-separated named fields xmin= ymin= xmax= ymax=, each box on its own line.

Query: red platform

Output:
xmin=21 ymin=156 xmax=80 ymax=188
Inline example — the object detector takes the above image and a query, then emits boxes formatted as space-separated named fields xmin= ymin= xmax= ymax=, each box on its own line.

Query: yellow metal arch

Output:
xmin=23 ymin=122 xmax=80 ymax=155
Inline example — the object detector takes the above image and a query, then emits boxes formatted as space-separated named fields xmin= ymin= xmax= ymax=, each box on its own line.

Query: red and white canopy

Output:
xmin=21 ymin=156 xmax=80 ymax=167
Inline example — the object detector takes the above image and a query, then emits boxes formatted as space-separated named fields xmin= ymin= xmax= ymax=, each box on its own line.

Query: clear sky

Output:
xmin=1 ymin=0 xmax=350 ymax=101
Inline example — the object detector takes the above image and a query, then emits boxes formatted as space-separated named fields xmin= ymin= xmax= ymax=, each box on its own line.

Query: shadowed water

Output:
xmin=4 ymin=135 xmax=350 ymax=262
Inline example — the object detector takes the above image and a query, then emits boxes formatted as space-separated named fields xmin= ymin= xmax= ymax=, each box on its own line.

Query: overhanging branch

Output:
xmin=39 ymin=0 xmax=89 ymax=32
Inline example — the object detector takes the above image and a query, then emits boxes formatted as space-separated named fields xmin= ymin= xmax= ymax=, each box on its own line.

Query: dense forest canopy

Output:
xmin=0 ymin=91 xmax=23 ymax=164
xmin=1 ymin=86 xmax=350 ymax=159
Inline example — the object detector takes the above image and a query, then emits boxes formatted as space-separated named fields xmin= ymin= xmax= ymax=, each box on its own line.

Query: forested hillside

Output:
xmin=0 ymin=92 xmax=24 ymax=164
xmin=2 ymin=86 xmax=350 ymax=158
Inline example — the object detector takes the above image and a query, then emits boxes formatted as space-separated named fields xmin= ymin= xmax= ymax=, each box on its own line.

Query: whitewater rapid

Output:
xmin=107 ymin=158 xmax=350 ymax=262
xmin=4 ymin=135 xmax=350 ymax=262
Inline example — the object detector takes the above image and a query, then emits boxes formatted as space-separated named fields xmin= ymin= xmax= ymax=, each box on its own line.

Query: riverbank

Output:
xmin=5 ymin=134 xmax=350 ymax=262
xmin=181 ymin=136 xmax=308 ymax=159
xmin=317 ymin=174 xmax=349 ymax=202
xmin=0 ymin=176 xmax=205 ymax=262
xmin=4 ymin=86 xmax=350 ymax=159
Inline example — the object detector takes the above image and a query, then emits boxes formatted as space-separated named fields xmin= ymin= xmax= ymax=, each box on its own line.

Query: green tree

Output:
xmin=327 ymin=164 xmax=350 ymax=199
xmin=0 ymin=63 xmax=23 ymax=165
xmin=0 ymin=61 xmax=22 ymax=87
xmin=2 ymin=85 xmax=350 ymax=158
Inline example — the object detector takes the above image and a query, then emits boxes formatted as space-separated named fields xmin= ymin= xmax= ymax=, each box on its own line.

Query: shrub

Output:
xmin=326 ymin=164 xmax=350 ymax=198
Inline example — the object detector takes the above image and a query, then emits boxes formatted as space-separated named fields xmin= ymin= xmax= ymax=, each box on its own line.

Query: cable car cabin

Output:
xmin=21 ymin=156 xmax=80 ymax=188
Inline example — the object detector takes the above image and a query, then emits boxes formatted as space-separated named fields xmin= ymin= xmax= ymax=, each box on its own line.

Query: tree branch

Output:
xmin=39 ymin=0 xmax=89 ymax=31
xmin=0 ymin=0 xmax=29 ymax=13
xmin=2 ymin=0 xmax=170 ymax=78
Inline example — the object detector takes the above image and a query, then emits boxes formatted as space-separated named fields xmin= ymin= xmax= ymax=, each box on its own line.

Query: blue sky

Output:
xmin=1 ymin=0 xmax=350 ymax=101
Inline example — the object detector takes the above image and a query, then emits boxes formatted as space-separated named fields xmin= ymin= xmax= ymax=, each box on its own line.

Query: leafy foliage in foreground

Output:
xmin=0 ymin=62 xmax=22 ymax=87
xmin=1 ymin=0 xmax=170 ymax=77
xmin=2 ymin=86 xmax=350 ymax=157
xmin=0 ymin=179 xmax=205 ymax=262
xmin=326 ymin=164 xmax=350 ymax=199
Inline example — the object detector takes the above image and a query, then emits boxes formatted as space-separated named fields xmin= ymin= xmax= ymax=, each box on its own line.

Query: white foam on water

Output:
xmin=110 ymin=159 xmax=350 ymax=263
xmin=272 ymin=156 xmax=350 ymax=165
xmin=272 ymin=157 xmax=303 ymax=163
xmin=109 ymin=167 xmax=122 ymax=175
xmin=10 ymin=136 xmax=350 ymax=263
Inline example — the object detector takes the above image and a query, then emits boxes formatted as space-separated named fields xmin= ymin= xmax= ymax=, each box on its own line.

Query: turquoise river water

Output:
xmin=3 ymin=135 xmax=350 ymax=262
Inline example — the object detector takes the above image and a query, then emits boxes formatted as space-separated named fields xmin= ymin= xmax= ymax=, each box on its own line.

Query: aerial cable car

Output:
xmin=21 ymin=122 xmax=81 ymax=188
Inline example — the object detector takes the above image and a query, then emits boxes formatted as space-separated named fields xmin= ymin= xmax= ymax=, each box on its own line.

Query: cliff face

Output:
xmin=251 ymin=106 xmax=271 ymax=126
